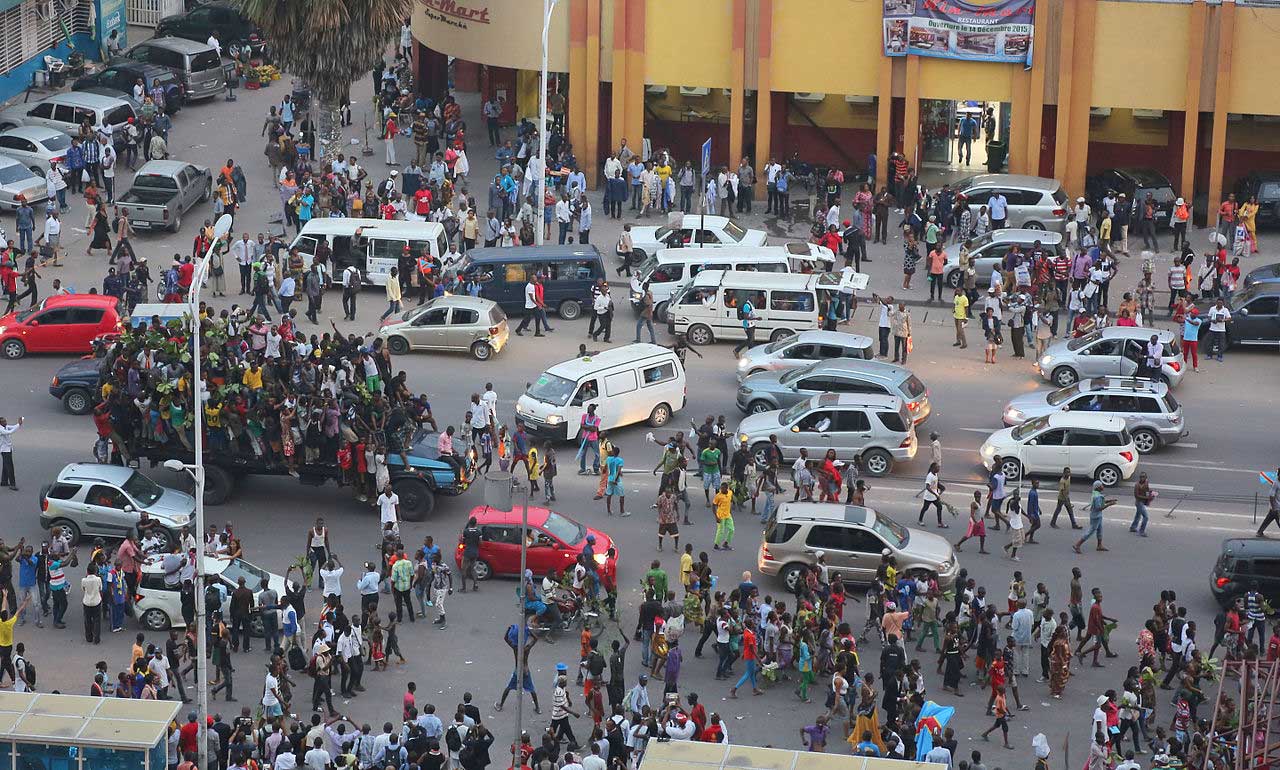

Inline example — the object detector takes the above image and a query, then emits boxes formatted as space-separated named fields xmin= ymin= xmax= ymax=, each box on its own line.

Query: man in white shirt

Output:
xmin=304 ymin=737 xmax=331 ymax=770
xmin=100 ymin=139 xmax=117 ymax=203
xmin=481 ymin=385 xmax=499 ymax=421
xmin=1207 ymin=298 xmax=1231 ymax=362
xmin=514 ymin=278 xmax=543 ymax=336
xmin=319 ymin=557 xmax=344 ymax=600
xmin=377 ymin=485 xmax=400 ymax=530
xmin=206 ymin=33 xmax=221 ymax=57
xmin=555 ymin=194 xmax=572 ymax=244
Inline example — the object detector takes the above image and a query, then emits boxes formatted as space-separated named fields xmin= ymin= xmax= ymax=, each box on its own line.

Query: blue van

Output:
xmin=460 ymin=245 xmax=606 ymax=321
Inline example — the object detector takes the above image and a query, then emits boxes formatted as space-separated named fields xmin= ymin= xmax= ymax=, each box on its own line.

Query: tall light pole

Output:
xmin=166 ymin=212 xmax=232 ymax=770
xmin=484 ymin=471 xmax=530 ymax=769
xmin=534 ymin=0 xmax=560 ymax=246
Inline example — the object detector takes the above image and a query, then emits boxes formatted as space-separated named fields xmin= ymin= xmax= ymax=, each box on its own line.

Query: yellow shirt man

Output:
xmin=713 ymin=489 xmax=735 ymax=549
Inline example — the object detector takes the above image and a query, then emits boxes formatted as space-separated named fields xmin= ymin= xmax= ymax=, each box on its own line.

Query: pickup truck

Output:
xmin=117 ymin=159 xmax=211 ymax=233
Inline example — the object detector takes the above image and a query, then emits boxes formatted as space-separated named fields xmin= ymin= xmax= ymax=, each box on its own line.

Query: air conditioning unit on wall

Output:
xmin=792 ymin=92 xmax=826 ymax=103
xmin=1089 ymin=106 xmax=1111 ymax=117
xmin=679 ymin=86 xmax=710 ymax=97
xmin=721 ymin=89 xmax=755 ymax=98
xmin=646 ymin=85 xmax=668 ymax=95
xmin=1132 ymin=109 xmax=1165 ymax=119
xmin=845 ymin=95 xmax=875 ymax=105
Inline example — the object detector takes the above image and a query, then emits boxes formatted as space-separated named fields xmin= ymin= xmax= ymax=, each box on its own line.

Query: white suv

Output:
xmin=134 ymin=554 xmax=292 ymax=635
xmin=979 ymin=412 xmax=1138 ymax=487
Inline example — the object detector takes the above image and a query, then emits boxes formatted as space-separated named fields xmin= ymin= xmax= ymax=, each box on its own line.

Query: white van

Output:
xmin=668 ymin=269 xmax=868 ymax=346
xmin=632 ymin=244 xmax=837 ymax=319
xmin=515 ymin=343 xmax=687 ymax=441
xmin=288 ymin=218 xmax=449 ymax=287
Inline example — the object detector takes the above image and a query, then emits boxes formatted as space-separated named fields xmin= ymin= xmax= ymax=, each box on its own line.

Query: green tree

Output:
xmin=236 ymin=0 xmax=409 ymax=158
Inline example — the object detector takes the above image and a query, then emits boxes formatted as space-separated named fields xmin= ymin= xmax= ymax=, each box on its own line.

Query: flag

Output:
xmin=1261 ymin=471 xmax=1277 ymax=487
xmin=914 ymin=700 xmax=957 ymax=758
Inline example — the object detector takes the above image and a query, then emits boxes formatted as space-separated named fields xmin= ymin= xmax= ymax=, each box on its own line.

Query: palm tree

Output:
xmin=236 ymin=0 xmax=409 ymax=159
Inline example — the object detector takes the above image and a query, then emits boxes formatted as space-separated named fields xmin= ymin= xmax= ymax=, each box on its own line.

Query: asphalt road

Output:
xmin=0 ymin=70 xmax=1276 ymax=766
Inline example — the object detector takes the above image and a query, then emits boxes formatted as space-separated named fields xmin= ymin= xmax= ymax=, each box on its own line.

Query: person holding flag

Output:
xmin=1257 ymin=468 xmax=1280 ymax=537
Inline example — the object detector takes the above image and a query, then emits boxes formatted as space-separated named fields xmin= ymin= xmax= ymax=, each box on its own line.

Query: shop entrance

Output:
xmin=920 ymin=99 xmax=1011 ymax=172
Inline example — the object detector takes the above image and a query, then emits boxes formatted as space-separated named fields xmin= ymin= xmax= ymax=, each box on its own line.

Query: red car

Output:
xmin=455 ymin=505 xmax=617 ymax=581
xmin=0 ymin=294 xmax=123 ymax=360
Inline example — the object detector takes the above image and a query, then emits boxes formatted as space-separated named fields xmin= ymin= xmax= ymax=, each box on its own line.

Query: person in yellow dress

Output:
xmin=1239 ymin=195 xmax=1260 ymax=254
xmin=713 ymin=482 xmax=735 ymax=550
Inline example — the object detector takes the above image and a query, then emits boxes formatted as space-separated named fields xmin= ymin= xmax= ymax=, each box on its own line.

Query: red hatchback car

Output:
xmin=0 ymin=294 xmax=122 ymax=360
xmin=455 ymin=505 xmax=617 ymax=581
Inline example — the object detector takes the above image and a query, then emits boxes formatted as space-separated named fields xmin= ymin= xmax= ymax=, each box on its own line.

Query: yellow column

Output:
xmin=610 ymin=0 xmax=628 ymax=158
xmin=1053 ymin=0 xmax=1077 ymax=183
xmin=1064 ymin=0 xmax=1097 ymax=197
xmin=875 ymin=53 xmax=893 ymax=191
xmin=903 ymin=55 xmax=921 ymax=170
xmin=1181 ymin=0 xmax=1207 ymax=202
xmin=1025 ymin=0 xmax=1047 ymax=176
xmin=1009 ymin=69 xmax=1030 ymax=174
xmin=728 ymin=0 xmax=746 ymax=169
xmin=624 ymin=0 xmax=645 ymax=151
xmin=584 ymin=0 xmax=601 ymax=187
xmin=1208 ymin=0 xmax=1236 ymax=218
xmin=568 ymin=0 xmax=587 ymax=159
xmin=754 ymin=0 xmax=774 ymax=167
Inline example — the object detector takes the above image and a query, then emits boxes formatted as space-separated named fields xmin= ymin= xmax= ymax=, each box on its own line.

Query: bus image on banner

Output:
xmin=883 ymin=0 xmax=1035 ymax=65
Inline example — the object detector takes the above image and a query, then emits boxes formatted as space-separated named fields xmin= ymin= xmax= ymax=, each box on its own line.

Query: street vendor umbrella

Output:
xmin=914 ymin=700 xmax=957 ymax=758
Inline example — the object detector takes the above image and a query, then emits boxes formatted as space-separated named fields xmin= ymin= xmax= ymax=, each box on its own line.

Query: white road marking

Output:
xmin=1147 ymin=482 xmax=1196 ymax=492
xmin=1166 ymin=442 xmax=1200 ymax=449
xmin=1142 ymin=459 xmax=1250 ymax=473
xmin=957 ymin=427 xmax=994 ymax=434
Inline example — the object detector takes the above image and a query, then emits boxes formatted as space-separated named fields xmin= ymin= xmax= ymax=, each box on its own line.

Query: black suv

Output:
xmin=73 ymin=61 xmax=185 ymax=114
xmin=1085 ymin=167 xmax=1179 ymax=229
xmin=1213 ymin=538 xmax=1280 ymax=607
xmin=154 ymin=1 xmax=266 ymax=59
xmin=1196 ymin=284 xmax=1280 ymax=348
xmin=1234 ymin=171 xmax=1280 ymax=228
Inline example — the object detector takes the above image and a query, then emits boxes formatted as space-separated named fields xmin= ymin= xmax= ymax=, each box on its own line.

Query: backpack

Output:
xmin=16 ymin=656 xmax=34 ymax=687
xmin=445 ymin=725 xmax=462 ymax=752
xmin=736 ymin=302 xmax=752 ymax=321
xmin=288 ymin=644 xmax=307 ymax=671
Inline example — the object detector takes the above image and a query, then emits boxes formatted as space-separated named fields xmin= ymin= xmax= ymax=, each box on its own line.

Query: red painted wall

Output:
xmin=646 ymin=119 xmax=731 ymax=168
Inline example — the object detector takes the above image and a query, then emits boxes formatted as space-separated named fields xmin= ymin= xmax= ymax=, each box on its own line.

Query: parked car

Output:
xmin=1000 ymin=376 xmax=1187 ymax=453
xmin=737 ymin=358 xmax=931 ymax=424
xmin=758 ymin=502 xmax=959 ymax=590
xmin=1037 ymin=327 xmax=1184 ymax=388
xmin=153 ymin=2 xmax=267 ymax=59
xmin=735 ymin=392 xmax=918 ymax=476
xmin=1233 ymin=172 xmax=1280 ymax=228
xmin=73 ymin=61 xmax=185 ymax=114
xmin=978 ymin=411 xmax=1138 ymax=487
xmin=736 ymin=330 xmax=874 ymax=380
xmin=942 ymin=229 xmax=1065 ymax=288
xmin=49 ymin=355 xmax=106 ymax=414
xmin=627 ymin=214 xmax=768 ymax=262
xmin=377 ymin=295 xmax=509 ymax=360
xmin=117 ymin=160 xmax=212 ymax=233
xmin=0 ymin=126 xmax=71 ymax=179
xmin=135 ymin=554 xmax=293 ymax=633
xmin=39 ymin=463 xmax=192 ymax=548
xmin=1211 ymin=538 xmax=1280 ymax=608
xmin=0 ymin=155 xmax=48 ymax=210
xmin=1196 ymin=284 xmax=1280 ymax=347
xmin=1243 ymin=262 xmax=1280 ymax=289
xmin=954 ymin=174 xmax=1069 ymax=232
xmin=453 ymin=505 xmax=617 ymax=581
xmin=124 ymin=37 xmax=228 ymax=101
xmin=1085 ymin=167 xmax=1178 ymax=229
xmin=0 ymin=92 xmax=137 ymax=146
xmin=0 ymin=294 xmax=123 ymax=360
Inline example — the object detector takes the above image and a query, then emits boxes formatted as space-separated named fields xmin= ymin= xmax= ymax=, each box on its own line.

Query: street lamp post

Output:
xmin=166 ymin=213 xmax=232 ymax=770
xmin=535 ymin=0 xmax=560 ymax=246
xmin=483 ymin=472 xmax=530 ymax=770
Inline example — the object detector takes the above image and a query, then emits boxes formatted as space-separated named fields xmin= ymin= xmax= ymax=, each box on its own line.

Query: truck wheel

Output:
xmin=392 ymin=478 xmax=435 ymax=521
xmin=687 ymin=324 xmax=714 ymax=346
xmin=647 ymin=403 xmax=672 ymax=427
xmin=203 ymin=465 xmax=235 ymax=505
xmin=558 ymin=299 xmax=582 ymax=320
xmin=387 ymin=336 xmax=410 ymax=355
xmin=62 ymin=388 xmax=93 ymax=415
xmin=170 ymin=212 xmax=182 ymax=233
xmin=654 ymin=301 xmax=669 ymax=323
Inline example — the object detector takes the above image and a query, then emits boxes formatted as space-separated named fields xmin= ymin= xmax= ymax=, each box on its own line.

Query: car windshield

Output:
xmin=779 ymin=400 xmax=811 ymax=425
xmin=219 ymin=558 xmax=269 ymax=587
xmin=871 ymin=511 xmax=908 ymax=548
xmin=1046 ymin=383 xmax=1082 ymax=406
xmin=39 ymin=133 xmax=71 ymax=151
xmin=190 ymin=50 xmax=222 ymax=71
xmin=764 ymin=336 xmax=796 ymax=353
xmin=526 ymin=373 xmax=577 ymax=407
xmin=963 ymin=232 xmax=996 ymax=251
xmin=0 ymin=165 xmax=33 ymax=185
xmin=399 ymin=300 xmax=439 ymax=323
xmin=654 ymin=226 xmax=674 ymax=243
xmin=541 ymin=511 xmax=584 ymax=544
xmin=13 ymin=307 xmax=39 ymax=322
xmin=721 ymin=220 xmax=748 ymax=242
xmin=635 ymin=253 xmax=660 ymax=277
xmin=1066 ymin=330 xmax=1102 ymax=351
xmin=779 ymin=362 xmax=819 ymax=385
xmin=1011 ymin=415 xmax=1051 ymax=440
xmin=122 ymin=471 xmax=164 ymax=506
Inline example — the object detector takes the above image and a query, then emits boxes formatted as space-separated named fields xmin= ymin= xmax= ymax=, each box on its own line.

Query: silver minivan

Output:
xmin=0 ymin=92 xmax=136 ymax=144
xmin=734 ymin=392 xmax=918 ymax=476
xmin=125 ymin=38 xmax=226 ymax=101
xmin=1000 ymin=376 xmax=1187 ymax=454
xmin=956 ymin=174 xmax=1069 ymax=232
xmin=737 ymin=358 xmax=931 ymax=424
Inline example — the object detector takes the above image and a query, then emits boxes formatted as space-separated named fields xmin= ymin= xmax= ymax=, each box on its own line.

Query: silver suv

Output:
xmin=736 ymin=358 xmax=931 ymax=424
xmin=39 ymin=464 xmax=193 ymax=548
xmin=1038 ymin=327 xmax=1185 ymax=389
xmin=734 ymin=392 xmax=917 ymax=476
xmin=1001 ymin=376 xmax=1187 ymax=453
xmin=758 ymin=503 xmax=959 ymax=590
xmin=956 ymin=174 xmax=1069 ymax=232
xmin=942 ymin=229 xmax=1065 ymax=288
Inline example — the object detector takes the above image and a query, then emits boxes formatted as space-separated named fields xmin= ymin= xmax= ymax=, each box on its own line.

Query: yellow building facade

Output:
xmin=413 ymin=0 xmax=1280 ymax=213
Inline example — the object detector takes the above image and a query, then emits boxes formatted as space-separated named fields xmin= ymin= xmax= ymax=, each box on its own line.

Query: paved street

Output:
xmin=0 ymin=66 xmax=1277 ymax=768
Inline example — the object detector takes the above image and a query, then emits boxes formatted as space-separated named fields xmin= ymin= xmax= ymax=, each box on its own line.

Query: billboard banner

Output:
xmin=883 ymin=0 xmax=1034 ymax=65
